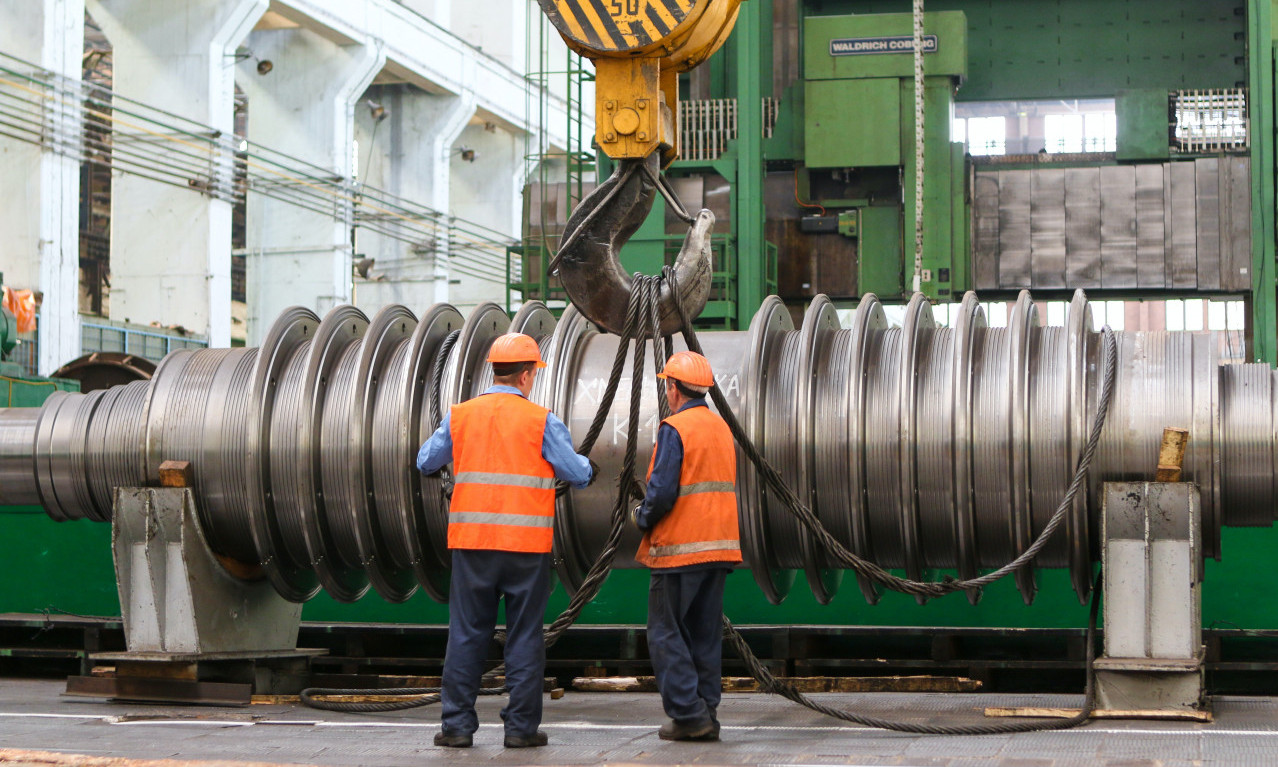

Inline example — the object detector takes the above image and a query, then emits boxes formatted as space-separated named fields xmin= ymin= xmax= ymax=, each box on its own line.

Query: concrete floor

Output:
xmin=2 ymin=678 xmax=1278 ymax=766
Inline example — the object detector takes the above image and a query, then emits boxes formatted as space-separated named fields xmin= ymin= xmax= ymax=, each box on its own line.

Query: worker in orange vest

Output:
xmin=417 ymin=333 xmax=594 ymax=749
xmin=631 ymin=350 xmax=741 ymax=741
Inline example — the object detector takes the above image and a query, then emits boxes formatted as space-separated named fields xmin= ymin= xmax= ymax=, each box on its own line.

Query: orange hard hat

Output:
xmin=657 ymin=351 xmax=714 ymax=388
xmin=486 ymin=333 xmax=547 ymax=368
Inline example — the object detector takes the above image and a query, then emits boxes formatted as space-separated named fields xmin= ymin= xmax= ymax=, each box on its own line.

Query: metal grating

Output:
xmin=1174 ymin=88 xmax=1248 ymax=153
xmin=677 ymin=98 xmax=780 ymax=162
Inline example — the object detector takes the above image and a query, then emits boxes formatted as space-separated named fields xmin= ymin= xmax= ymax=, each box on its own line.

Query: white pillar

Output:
xmin=88 ymin=0 xmax=267 ymax=348
xmin=0 ymin=0 xmax=84 ymax=374
xmin=352 ymin=86 xmax=475 ymax=312
xmin=237 ymin=27 xmax=384 ymax=344
xmin=449 ymin=120 xmax=522 ymax=311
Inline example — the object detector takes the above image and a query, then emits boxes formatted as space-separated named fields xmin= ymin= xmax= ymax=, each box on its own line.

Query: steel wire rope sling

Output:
xmin=661 ymin=264 xmax=1118 ymax=734
xmin=305 ymin=184 xmax=1120 ymax=728
xmin=301 ymin=276 xmax=668 ymax=713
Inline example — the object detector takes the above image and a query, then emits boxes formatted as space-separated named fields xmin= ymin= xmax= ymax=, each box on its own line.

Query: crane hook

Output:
xmin=551 ymin=155 xmax=713 ymax=337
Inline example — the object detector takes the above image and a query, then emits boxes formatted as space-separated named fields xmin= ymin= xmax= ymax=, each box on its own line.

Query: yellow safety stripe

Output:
xmin=552 ymin=0 xmax=695 ymax=52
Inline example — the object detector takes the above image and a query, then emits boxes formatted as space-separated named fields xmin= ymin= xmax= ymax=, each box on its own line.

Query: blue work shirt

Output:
xmin=416 ymin=385 xmax=592 ymax=488
xmin=635 ymin=398 xmax=733 ymax=573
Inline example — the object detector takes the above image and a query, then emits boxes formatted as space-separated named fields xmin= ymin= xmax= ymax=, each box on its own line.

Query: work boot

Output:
xmin=504 ymin=730 xmax=549 ymax=748
xmin=707 ymin=707 xmax=721 ymax=740
xmin=434 ymin=730 xmax=473 ymax=748
xmin=658 ymin=718 xmax=717 ymax=741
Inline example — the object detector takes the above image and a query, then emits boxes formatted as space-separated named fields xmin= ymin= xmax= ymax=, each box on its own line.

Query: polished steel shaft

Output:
xmin=2 ymin=291 xmax=1274 ymax=606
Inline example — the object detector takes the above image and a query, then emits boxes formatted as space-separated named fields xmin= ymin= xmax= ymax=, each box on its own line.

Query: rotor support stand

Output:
xmin=1095 ymin=482 xmax=1205 ymax=715
xmin=65 ymin=483 xmax=317 ymax=705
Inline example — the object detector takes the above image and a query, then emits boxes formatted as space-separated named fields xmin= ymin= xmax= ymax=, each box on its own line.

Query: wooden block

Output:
xmin=571 ymin=676 xmax=657 ymax=692
xmin=550 ymin=687 xmax=565 ymax=700
xmin=1154 ymin=427 xmax=1190 ymax=481
xmin=984 ymin=706 xmax=1211 ymax=722
xmin=826 ymin=675 xmax=981 ymax=693
xmin=570 ymin=675 xmax=980 ymax=694
xmin=158 ymin=460 xmax=193 ymax=488
xmin=253 ymin=694 xmax=301 ymax=704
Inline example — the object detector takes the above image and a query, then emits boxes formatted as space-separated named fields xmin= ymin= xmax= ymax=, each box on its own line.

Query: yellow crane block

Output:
xmin=539 ymin=0 xmax=742 ymax=164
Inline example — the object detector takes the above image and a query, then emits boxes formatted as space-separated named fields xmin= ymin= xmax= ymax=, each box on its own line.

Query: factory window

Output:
xmin=953 ymin=116 xmax=1006 ymax=156
xmin=1044 ymin=112 xmax=1116 ymax=153
xmin=871 ymin=298 xmax=1244 ymax=363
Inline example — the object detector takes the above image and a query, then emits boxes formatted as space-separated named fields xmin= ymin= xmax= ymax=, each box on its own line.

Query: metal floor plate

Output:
xmin=3 ymin=679 xmax=1278 ymax=766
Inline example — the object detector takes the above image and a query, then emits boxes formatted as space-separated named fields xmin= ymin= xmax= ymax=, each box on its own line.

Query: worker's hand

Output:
xmin=587 ymin=458 xmax=601 ymax=487
xmin=629 ymin=504 xmax=644 ymax=530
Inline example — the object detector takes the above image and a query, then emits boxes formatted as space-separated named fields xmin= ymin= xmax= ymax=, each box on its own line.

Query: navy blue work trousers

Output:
xmin=646 ymin=568 xmax=728 ymax=725
xmin=441 ymin=549 xmax=551 ymax=738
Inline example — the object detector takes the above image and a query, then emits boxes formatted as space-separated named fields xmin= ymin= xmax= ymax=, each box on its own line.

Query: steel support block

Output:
xmin=1096 ymin=482 xmax=1204 ymax=714
xmin=112 ymin=487 xmax=300 ymax=654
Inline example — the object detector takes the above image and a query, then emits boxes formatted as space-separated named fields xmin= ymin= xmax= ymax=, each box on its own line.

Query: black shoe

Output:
xmin=504 ymin=730 xmax=549 ymax=748
xmin=658 ymin=718 xmax=716 ymax=741
xmin=434 ymin=730 xmax=473 ymax=748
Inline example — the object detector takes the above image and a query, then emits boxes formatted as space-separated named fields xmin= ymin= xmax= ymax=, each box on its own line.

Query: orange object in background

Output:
xmin=3 ymin=287 xmax=36 ymax=334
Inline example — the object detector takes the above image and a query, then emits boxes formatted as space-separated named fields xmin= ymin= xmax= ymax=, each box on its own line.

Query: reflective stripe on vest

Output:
xmin=453 ymin=471 xmax=556 ymax=490
xmin=678 ymin=480 xmax=735 ymax=497
xmin=450 ymin=511 xmax=555 ymax=528
xmin=635 ymin=405 xmax=742 ymax=569
xmin=648 ymin=539 xmax=741 ymax=559
xmin=448 ymin=392 xmax=556 ymax=553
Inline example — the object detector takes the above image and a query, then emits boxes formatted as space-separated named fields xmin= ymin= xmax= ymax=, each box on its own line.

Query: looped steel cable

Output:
xmin=304 ymin=232 xmax=1117 ymax=729
xmin=662 ymin=265 xmax=1120 ymax=600
xmin=723 ymin=569 xmax=1101 ymax=735
xmin=430 ymin=329 xmax=461 ymax=500
xmin=303 ymin=273 xmax=666 ymax=712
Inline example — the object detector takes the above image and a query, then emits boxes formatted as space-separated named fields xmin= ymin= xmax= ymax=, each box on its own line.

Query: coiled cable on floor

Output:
xmin=723 ymin=571 xmax=1101 ymax=735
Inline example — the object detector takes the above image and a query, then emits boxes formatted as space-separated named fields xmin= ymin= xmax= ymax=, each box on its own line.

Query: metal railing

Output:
xmin=1174 ymin=88 xmax=1249 ymax=153
xmin=81 ymin=320 xmax=208 ymax=362
xmin=677 ymin=97 xmax=780 ymax=162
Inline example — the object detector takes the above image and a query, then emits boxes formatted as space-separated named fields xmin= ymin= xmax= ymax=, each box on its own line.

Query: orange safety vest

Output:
xmin=447 ymin=392 xmax=556 ymax=553
xmin=635 ymin=405 xmax=742 ymax=569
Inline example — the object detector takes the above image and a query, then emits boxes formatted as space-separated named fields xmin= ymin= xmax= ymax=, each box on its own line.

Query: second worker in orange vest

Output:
xmin=418 ymin=333 xmax=594 ymax=749
xmin=631 ymin=351 xmax=742 ymax=741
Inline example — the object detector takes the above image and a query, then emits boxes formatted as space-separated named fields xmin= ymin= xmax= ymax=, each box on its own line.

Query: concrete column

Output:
xmin=88 ymin=0 xmax=267 ymax=348
xmin=237 ymin=27 xmax=384 ymax=344
xmin=352 ymin=86 xmax=475 ymax=312
xmin=0 ymin=0 xmax=84 ymax=374
xmin=449 ymin=120 xmax=522 ymax=311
